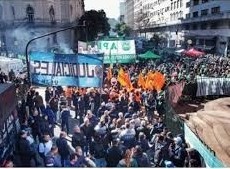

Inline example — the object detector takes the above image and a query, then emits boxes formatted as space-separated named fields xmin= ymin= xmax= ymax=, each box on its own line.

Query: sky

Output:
xmin=84 ymin=0 xmax=120 ymax=19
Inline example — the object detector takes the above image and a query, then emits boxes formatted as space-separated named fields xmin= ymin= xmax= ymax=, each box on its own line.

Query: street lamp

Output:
xmin=25 ymin=24 xmax=87 ymax=86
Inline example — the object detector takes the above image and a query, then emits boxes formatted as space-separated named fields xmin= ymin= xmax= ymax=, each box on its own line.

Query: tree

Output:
xmin=150 ymin=34 xmax=161 ymax=48
xmin=77 ymin=10 xmax=111 ymax=41
xmin=114 ymin=22 xmax=132 ymax=37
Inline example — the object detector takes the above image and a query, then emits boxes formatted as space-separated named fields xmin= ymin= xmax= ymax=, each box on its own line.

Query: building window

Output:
xmin=185 ymin=24 xmax=190 ymax=30
xmin=201 ymin=9 xmax=208 ymax=16
xmin=171 ymin=2 xmax=173 ymax=10
xmin=201 ymin=23 xmax=207 ymax=30
xmin=186 ymin=2 xmax=190 ymax=8
xmin=177 ymin=0 xmax=180 ymax=8
xmin=174 ymin=1 xmax=176 ymax=9
xmin=193 ymin=11 xmax=199 ymax=18
xmin=176 ymin=12 xmax=179 ymax=19
xmin=186 ymin=13 xmax=190 ymax=19
xmin=180 ymin=11 xmax=183 ymax=17
xmin=210 ymin=22 xmax=218 ymax=29
xmin=211 ymin=6 xmax=220 ymax=14
xmin=192 ymin=24 xmax=198 ymax=30
xmin=180 ymin=0 xmax=183 ymax=7
xmin=193 ymin=0 xmax=199 ymax=6
xmin=202 ymin=0 xmax=209 ymax=3
xmin=26 ymin=5 xmax=34 ymax=23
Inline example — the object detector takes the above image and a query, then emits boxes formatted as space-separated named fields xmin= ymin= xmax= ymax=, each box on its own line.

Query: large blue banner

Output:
xmin=30 ymin=52 xmax=103 ymax=87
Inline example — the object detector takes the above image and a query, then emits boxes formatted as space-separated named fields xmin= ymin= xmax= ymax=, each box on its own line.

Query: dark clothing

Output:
xmin=151 ymin=122 xmax=165 ymax=135
xmin=17 ymin=137 xmax=34 ymax=167
xmin=56 ymin=137 xmax=70 ymax=166
xmin=39 ymin=118 xmax=50 ymax=136
xmin=137 ymin=139 xmax=150 ymax=153
xmin=133 ymin=153 xmax=151 ymax=167
xmin=61 ymin=109 xmax=70 ymax=134
xmin=106 ymin=145 xmax=123 ymax=167
xmin=80 ymin=124 xmax=94 ymax=140
xmin=72 ymin=132 xmax=86 ymax=149
xmin=170 ymin=145 xmax=187 ymax=167
xmin=89 ymin=140 xmax=106 ymax=159
xmin=49 ymin=97 xmax=59 ymax=113
xmin=88 ymin=115 xmax=98 ymax=127
xmin=45 ymin=89 xmax=52 ymax=103
xmin=44 ymin=107 xmax=55 ymax=126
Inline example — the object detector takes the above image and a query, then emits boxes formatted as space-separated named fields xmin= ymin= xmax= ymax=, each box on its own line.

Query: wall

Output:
xmin=184 ymin=124 xmax=225 ymax=168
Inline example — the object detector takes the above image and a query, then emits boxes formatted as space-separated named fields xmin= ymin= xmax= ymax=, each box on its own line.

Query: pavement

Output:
xmin=35 ymin=87 xmax=78 ymax=152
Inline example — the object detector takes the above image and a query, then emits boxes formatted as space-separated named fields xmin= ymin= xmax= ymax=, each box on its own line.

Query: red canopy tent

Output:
xmin=182 ymin=48 xmax=205 ymax=58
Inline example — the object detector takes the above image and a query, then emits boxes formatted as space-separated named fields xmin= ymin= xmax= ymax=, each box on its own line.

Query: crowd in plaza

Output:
xmin=2 ymin=53 xmax=230 ymax=168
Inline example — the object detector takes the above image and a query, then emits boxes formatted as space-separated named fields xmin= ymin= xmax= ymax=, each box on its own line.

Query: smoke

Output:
xmin=9 ymin=27 xmax=74 ymax=54
xmin=58 ymin=43 xmax=74 ymax=54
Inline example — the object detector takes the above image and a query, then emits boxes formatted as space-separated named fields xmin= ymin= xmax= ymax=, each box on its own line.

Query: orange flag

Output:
xmin=145 ymin=72 xmax=155 ymax=90
xmin=154 ymin=71 xmax=165 ymax=91
xmin=117 ymin=68 xmax=132 ymax=90
xmin=106 ymin=67 xmax=112 ymax=81
xmin=137 ymin=73 xmax=145 ymax=88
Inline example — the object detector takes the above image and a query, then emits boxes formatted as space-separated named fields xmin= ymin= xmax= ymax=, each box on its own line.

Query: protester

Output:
xmin=7 ymin=52 xmax=221 ymax=168
xmin=117 ymin=149 xmax=138 ymax=167
xmin=56 ymin=132 xmax=71 ymax=167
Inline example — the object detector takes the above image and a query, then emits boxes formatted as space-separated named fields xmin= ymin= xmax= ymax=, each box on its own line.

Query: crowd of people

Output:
xmin=2 ymin=53 xmax=227 ymax=168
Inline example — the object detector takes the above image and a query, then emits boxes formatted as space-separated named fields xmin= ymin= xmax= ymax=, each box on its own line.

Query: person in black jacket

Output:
xmin=56 ymin=132 xmax=70 ymax=167
xmin=72 ymin=126 xmax=86 ymax=149
xmin=39 ymin=115 xmax=51 ymax=137
xmin=106 ymin=139 xmax=123 ymax=167
xmin=17 ymin=130 xmax=35 ymax=167
xmin=61 ymin=106 xmax=71 ymax=134
xmin=89 ymin=134 xmax=107 ymax=167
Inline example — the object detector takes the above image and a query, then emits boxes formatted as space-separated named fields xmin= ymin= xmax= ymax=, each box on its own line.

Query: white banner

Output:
xmin=196 ymin=76 xmax=230 ymax=96
xmin=97 ymin=40 xmax=136 ymax=55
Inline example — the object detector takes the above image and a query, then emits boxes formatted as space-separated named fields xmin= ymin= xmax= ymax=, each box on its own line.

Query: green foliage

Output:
xmin=77 ymin=10 xmax=111 ymax=41
xmin=114 ymin=22 xmax=132 ymax=37
xmin=150 ymin=34 xmax=167 ymax=48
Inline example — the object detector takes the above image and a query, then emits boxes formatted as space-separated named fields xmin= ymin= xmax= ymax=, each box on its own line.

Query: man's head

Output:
xmin=51 ymin=146 xmax=59 ymax=155
xmin=20 ymin=130 xmax=27 ymax=138
xmin=118 ymin=112 xmax=123 ymax=118
xmin=75 ymin=146 xmax=83 ymax=157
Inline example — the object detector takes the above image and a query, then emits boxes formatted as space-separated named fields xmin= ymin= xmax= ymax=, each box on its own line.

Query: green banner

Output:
xmin=104 ymin=54 xmax=136 ymax=63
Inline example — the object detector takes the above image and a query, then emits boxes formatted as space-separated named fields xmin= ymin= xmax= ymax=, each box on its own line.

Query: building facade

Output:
xmin=182 ymin=0 xmax=230 ymax=56
xmin=119 ymin=0 xmax=126 ymax=22
xmin=124 ymin=0 xmax=135 ymax=28
xmin=0 ymin=0 xmax=84 ymax=55
xmin=131 ymin=0 xmax=230 ymax=56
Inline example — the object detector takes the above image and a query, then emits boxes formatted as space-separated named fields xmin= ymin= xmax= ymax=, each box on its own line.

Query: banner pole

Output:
xmin=99 ymin=54 xmax=105 ymax=106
